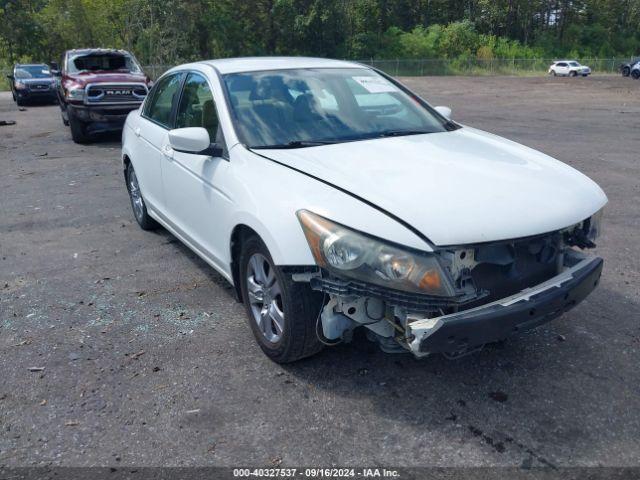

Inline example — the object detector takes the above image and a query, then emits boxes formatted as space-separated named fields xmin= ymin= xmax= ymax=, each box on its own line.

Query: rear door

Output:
xmin=134 ymin=72 xmax=184 ymax=214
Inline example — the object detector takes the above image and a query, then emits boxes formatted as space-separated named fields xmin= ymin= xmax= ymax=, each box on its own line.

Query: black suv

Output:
xmin=7 ymin=64 xmax=57 ymax=106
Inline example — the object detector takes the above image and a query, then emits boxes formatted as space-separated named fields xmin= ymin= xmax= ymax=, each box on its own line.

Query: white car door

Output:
xmin=162 ymin=71 xmax=233 ymax=273
xmin=135 ymin=72 xmax=185 ymax=213
xmin=555 ymin=62 xmax=569 ymax=75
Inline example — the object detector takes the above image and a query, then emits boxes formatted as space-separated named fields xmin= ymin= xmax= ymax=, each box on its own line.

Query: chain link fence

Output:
xmin=141 ymin=58 xmax=629 ymax=80
xmin=1 ymin=58 xmax=632 ymax=90
xmin=357 ymin=57 xmax=630 ymax=76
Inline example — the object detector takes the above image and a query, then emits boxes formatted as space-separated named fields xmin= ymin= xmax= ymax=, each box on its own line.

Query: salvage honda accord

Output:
xmin=121 ymin=57 xmax=607 ymax=362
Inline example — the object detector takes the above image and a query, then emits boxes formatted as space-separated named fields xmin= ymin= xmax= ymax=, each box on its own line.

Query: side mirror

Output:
xmin=169 ymin=127 xmax=223 ymax=156
xmin=49 ymin=62 xmax=59 ymax=71
xmin=6 ymin=74 xmax=14 ymax=80
xmin=434 ymin=106 xmax=452 ymax=119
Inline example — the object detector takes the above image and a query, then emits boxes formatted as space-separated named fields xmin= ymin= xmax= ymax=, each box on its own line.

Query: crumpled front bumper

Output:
xmin=407 ymin=256 xmax=603 ymax=357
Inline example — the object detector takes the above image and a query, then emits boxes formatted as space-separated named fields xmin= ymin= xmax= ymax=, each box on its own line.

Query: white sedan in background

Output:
xmin=122 ymin=57 xmax=606 ymax=363
xmin=549 ymin=60 xmax=592 ymax=76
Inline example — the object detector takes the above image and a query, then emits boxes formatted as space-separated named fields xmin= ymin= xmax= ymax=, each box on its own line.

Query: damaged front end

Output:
xmin=294 ymin=209 xmax=604 ymax=358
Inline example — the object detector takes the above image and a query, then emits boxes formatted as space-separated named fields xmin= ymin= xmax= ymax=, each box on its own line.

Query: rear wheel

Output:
xmin=126 ymin=162 xmax=159 ymax=231
xmin=622 ymin=67 xmax=630 ymax=77
xmin=569 ymin=71 xmax=577 ymax=77
xmin=239 ymin=235 xmax=324 ymax=363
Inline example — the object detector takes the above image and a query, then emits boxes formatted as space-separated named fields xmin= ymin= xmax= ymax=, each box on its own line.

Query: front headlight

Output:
xmin=15 ymin=81 xmax=26 ymax=90
xmin=297 ymin=210 xmax=456 ymax=296
xmin=586 ymin=208 xmax=604 ymax=241
xmin=66 ymin=86 xmax=85 ymax=101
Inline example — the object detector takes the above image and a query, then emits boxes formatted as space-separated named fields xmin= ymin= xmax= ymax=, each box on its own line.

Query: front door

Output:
xmin=162 ymin=72 xmax=233 ymax=275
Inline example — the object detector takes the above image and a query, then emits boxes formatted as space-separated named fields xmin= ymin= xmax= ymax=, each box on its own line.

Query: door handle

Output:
xmin=162 ymin=144 xmax=173 ymax=159
xmin=134 ymin=127 xmax=141 ymax=137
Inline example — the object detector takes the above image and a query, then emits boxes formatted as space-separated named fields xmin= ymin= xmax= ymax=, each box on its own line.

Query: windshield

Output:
xmin=68 ymin=53 xmax=142 ymax=74
xmin=15 ymin=65 xmax=51 ymax=79
xmin=222 ymin=68 xmax=454 ymax=148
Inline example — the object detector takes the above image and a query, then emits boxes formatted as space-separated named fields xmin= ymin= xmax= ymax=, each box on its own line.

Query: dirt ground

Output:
xmin=1 ymin=75 xmax=639 ymax=469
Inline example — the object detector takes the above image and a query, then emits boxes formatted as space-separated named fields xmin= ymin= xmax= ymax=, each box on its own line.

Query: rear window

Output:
xmin=68 ymin=53 xmax=142 ymax=74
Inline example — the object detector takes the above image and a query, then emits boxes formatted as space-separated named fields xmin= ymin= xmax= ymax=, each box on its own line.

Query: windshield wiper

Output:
xmin=376 ymin=129 xmax=432 ymax=138
xmin=251 ymin=140 xmax=336 ymax=149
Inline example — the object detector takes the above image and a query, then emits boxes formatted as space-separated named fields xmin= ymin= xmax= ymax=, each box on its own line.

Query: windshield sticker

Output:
xmin=352 ymin=76 xmax=399 ymax=93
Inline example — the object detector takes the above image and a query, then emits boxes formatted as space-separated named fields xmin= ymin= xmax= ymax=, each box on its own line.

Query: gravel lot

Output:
xmin=1 ymin=75 xmax=639 ymax=469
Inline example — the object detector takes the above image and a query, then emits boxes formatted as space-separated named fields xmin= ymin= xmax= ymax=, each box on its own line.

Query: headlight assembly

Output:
xmin=297 ymin=210 xmax=456 ymax=297
xmin=585 ymin=208 xmax=604 ymax=241
xmin=66 ymin=86 xmax=85 ymax=101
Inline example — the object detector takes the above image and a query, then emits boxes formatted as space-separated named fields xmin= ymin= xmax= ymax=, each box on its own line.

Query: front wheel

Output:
xmin=68 ymin=109 xmax=91 ymax=143
xmin=632 ymin=70 xmax=640 ymax=80
xmin=126 ymin=162 xmax=159 ymax=231
xmin=239 ymin=236 xmax=324 ymax=363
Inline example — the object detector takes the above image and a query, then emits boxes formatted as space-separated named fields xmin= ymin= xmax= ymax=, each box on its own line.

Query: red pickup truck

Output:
xmin=55 ymin=48 xmax=152 ymax=143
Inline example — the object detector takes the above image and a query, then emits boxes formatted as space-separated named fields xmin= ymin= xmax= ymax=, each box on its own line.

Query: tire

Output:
xmin=16 ymin=96 xmax=25 ymax=107
xmin=60 ymin=103 xmax=69 ymax=126
xmin=125 ymin=162 xmax=159 ymax=231
xmin=551 ymin=70 xmax=557 ymax=76
xmin=239 ymin=235 xmax=324 ymax=363
xmin=622 ymin=67 xmax=630 ymax=77
xmin=632 ymin=70 xmax=640 ymax=80
xmin=68 ymin=108 xmax=91 ymax=144
xmin=569 ymin=71 xmax=577 ymax=77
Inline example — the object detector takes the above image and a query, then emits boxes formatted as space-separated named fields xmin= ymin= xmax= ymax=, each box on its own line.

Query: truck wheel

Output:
xmin=60 ymin=104 xmax=69 ymax=126
xmin=126 ymin=162 xmax=159 ymax=231
xmin=68 ymin=109 xmax=91 ymax=144
xmin=239 ymin=235 xmax=324 ymax=363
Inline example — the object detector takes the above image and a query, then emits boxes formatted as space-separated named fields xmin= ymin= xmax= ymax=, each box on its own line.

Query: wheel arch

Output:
xmin=229 ymin=224 xmax=264 ymax=302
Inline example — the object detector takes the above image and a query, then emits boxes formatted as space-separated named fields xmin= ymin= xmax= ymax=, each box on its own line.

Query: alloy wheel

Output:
xmin=128 ymin=168 xmax=144 ymax=222
xmin=246 ymin=253 xmax=285 ymax=344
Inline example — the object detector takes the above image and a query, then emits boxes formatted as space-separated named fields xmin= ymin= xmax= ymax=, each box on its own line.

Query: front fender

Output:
xmin=225 ymin=146 xmax=433 ymax=268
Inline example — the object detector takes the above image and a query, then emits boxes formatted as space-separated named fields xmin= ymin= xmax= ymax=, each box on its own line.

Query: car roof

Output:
xmin=194 ymin=56 xmax=366 ymax=74
xmin=15 ymin=63 xmax=48 ymax=67
xmin=66 ymin=48 xmax=131 ymax=56
xmin=554 ymin=60 xmax=578 ymax=63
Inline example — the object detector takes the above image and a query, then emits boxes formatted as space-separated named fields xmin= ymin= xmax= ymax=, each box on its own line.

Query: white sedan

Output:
xmin=549 ymin=60 xmax=592 ymax=77
xmin=122 ymin=57 xmax=607 ymax=362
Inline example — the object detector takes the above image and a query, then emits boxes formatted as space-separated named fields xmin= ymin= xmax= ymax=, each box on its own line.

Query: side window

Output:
xmin=557 ymin=63 xmax=567 ymax=68
xmin=144 ymin=73 xmax=183 ymax=128
xmin=175 ymin=73 xmax=220 ymax=142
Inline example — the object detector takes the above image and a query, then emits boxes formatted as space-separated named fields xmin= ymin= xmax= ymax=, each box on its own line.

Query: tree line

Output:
xmin=1 ymin=0 xmax=639 ymax=69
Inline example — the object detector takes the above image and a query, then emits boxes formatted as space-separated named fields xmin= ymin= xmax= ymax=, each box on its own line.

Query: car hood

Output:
xmin=66 ymin=72 xmax=148 ymax=86
xmin=254 ymin=127 xmax=607 ymax=246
